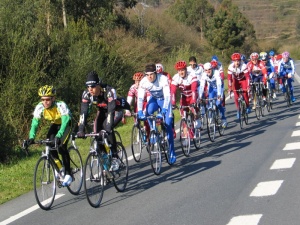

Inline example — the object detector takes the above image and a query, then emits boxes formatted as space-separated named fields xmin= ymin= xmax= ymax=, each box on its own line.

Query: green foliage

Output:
xmin=204 ymin=0 xmax=257 ymax=57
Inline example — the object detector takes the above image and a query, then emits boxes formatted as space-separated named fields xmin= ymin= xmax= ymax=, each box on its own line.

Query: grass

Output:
xmin=0 ymin=108 xmax=181 ymax=205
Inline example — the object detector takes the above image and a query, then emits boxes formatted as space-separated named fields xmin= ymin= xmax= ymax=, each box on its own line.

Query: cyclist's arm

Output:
xmin=78 ymin=91 xmax=91 ymax=129
xmin=162 ymin=77 xmax=171 ymax=109
xmin=56 ymin=114 xmax=70 ymax=138
xmin=29 ymin=117 xmax=40 ymax=139
xmin=170 ymin=78 xmax=178 ymax=105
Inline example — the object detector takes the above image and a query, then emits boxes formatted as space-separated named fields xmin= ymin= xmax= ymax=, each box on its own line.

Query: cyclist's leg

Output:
xmin=59 ymin=122 xmax=72 ymax=177
xmin=47 ymin=124 xmax=60 ymax=160
xmin=288 ymin=78 xmax=295 ymax=101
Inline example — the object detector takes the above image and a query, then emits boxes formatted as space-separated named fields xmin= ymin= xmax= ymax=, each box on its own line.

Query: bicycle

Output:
xmin=204 ymin=98 xmax=222 ymax=142
xmin=265 ymin=78 xmax=274 ymax=112
xmin=130 ymin=113 xmax=148 ymax=162
xmin=178 ymin=105 xmax=201 ymax=157
xmin=282 ymin=77 xmax=292 ymax=107
xmin=82 ymin=130 xmax=128 ymax=208
xmin=232 ymin=89 xmax=249 ymax=129
xmin=22 ymin=138 xmax=83 ymax=210
xmin=146 ymin=112 xmax=174 ymax=175
xmin=251 ymin=81 xmax=264 ymax=120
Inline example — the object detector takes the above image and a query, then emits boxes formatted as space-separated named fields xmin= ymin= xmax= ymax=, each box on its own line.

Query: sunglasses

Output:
xmin=189 ymin=63 xmax=197 ymax=66
xmin=87 ymin=85 xmax=97 ymax=88
xmin=41 ymin=98 xmax=52 ymax=102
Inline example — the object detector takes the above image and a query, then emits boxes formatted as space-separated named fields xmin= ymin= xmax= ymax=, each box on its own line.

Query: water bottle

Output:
xmin=54 ymin=159 xmax=62 ymax=170
xmin=104 ymin=138 xmax=110 ymax=154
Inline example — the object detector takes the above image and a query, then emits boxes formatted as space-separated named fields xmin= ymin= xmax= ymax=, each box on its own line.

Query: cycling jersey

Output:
xmin=199 ymin=70 xmax=222 ymax=97
xmin=278 ymin=58 xmax=295 ymax=76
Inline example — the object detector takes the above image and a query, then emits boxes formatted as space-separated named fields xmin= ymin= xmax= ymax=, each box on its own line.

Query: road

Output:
xmin=1 ymin=61 xmax=300 ymax=225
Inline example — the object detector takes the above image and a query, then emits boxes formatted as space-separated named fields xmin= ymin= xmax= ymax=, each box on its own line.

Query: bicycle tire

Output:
xmin=67 ymin=146 xmax=83 ymax=195
xmin=131 ymin=125 xmax=142 ymax=162
xmin=160 ymin=127 xmax=171 ymax=165
xmin=243 ymin=102 xmax=249 ymax=125
xmin=285 ymin=83 xmax=291 ymax=107
xmin=254 ymin=93 xmax=261 ymax=120
xmin=238 ymin=101 xmax=243 ymax=129
xmin=114 ymin=130 xmax=122 ymax=143
xmin=149 ymin=131 xmax=162 ymax=175
xmin=216 ymin=108 xmax=225 ymax=136
xmin=266 ymin=89 xmax=271 ymax=112
xmin=112 ymin=142 xmax=129 ymax=192
xmin=34 ymin=156 xmax=56 ymax=210
xmin=179 ymin=118 xmax=191 ymax=156
xmin=84 ymin=152 xmax=104 ymax=208
xmin=191 ymin=114 xmax=201 ymax=150
xmin=206 ymin=109 xmax=216 ymax=142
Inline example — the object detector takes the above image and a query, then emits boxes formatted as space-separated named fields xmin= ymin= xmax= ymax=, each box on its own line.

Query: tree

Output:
xmin=204 ymin=0 xmax=257 ymax=55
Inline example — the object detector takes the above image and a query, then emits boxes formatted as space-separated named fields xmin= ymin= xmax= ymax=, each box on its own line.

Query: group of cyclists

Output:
xmin=24 ymin=50 xmax=296 ymax=186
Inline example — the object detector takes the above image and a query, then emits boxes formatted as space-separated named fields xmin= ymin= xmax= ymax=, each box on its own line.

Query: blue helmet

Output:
xmin=211 ymin=55 xmax=218 ymax=61
xmin=241 ymin=54 xmax=246 ymax=61
xmin=269 ymin=50 xmax=275 ymax=56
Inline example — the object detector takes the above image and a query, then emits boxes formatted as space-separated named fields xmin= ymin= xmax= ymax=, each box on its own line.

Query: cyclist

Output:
xmin=137 ymin=64 xmax=176 ymax=164
xmin=199 ymin=62 xmax=227 ymax=127
xmin=125 ymin=72 xmax=150 ymax=139
xmin=25 ymin=85 xmax=73 ymax=186
xmin=247 ymin=52 xmax=268 ymax=109
xmin=241 ymin=54 xmax=248 ymax=64
xmin=156 ymin=63 xmax=176 ymax=138
xmin=228 ymin=53 xmax=251 ymax=118
xmin=278 ymin=51 xmax=296 ymax=102
xmin=187 ymin=56 xmax=204 ymax=81
xmin=260 ymin=52 xmax=276 ymax=99
xmin=171 ymin=61 xmax=201 ymax=129
xmin=76 ymin=71 xmax=130 ymax=170
xmin=211 ymin=59 xmax=226 ymax=109
xmin=269 ymin=50 xmax=275 ymax=61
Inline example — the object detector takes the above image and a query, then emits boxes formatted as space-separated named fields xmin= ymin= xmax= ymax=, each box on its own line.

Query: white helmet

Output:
xmin=203 ymin=62 xmax=212 ymax=70
xmin=155 ymin=63 xmax=164 ymax=73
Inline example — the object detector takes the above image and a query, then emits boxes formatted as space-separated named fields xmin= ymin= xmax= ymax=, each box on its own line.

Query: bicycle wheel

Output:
xmin=284 ymin=84 xmax=291 ymax=107
xmin=131 ymin=125 xmax=142 ymax=162
xmin=266 ymin=89 xmax=271 ymax=112
xmin=206 ymin=109 xmax=216 ymax=142
xmin=149 ymin=131 xmax=162 ymax=175
xmin=114 ymin=130 xmax=122 ymax=143
xmin=179 ymin=118 xmax=191 ymax=156
xmin=238 ymin=101 xmax=243 ymax=129
xmin=67 ymin=146 xmax=83 ymax=195
xmin=112 ymin=142 xmax=129 ymax=192
xmin=34 ymin=157 xmax=56 ymax=210
xmin=254 ymin=93 xmax=261 ymax=120
xmin=243 ymin=102 xmax=249 ymax=125
xmin=216 ymin=109 xmax=225 ymax=136
xmin=84 ymin=152 xmax=104 ymax=208
xmin=160 ymin=127 xmax=171 ymax=165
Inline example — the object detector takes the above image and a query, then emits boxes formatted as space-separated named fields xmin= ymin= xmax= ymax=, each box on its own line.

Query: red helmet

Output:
xmin=250 ymin=52 xmax=259 ymax=60
xmin=133 ymin=72 xmax=144 ymax=81
xmin=210 ymin=60 xmax=218 ymax=68
xmin=174 ymin=61 xmax=187 ymax=70
xmin=231 ymin=53 xmax=241 ymax=61
xmin=276 ymin=54 xmax=282 ymax=60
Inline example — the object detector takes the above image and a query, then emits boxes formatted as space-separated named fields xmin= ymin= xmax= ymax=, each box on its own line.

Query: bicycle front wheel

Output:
xmin=34 ymin=157 xmax=56 ymax=210
xmin=284 ymin=86 xmax=291 ymax=107
xmin=216 ymin=109 xmax=225 ymax=136
xmin=179 ymin=118 xmax=191 ymax=156
xmin=207 ymin=110 xmax=216 ymax=142
xmin=160 ymin=128 xmax=171 ymax=165
xmin=131 ymin=125 xmax=142 ymax=162
xmin=266 ymin=89 xmax=271 ymax=112
xmin=67 ymin=146 xmax=83 ymax=195
xmin=243 ymin=103 xmax=249 ymax=125
xmin=84 ymin=152 xmax=104 ymax=208
xmin=112 ymin=142 xmax=129 ymax=192
xmin=149 ymin=132 xmax=162 ymax=175
xmin=238 ymin=101 xmax=244 ymax=129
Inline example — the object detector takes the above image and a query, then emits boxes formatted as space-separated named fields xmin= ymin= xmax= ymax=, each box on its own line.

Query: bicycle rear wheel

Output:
xmin=34 ymin=156 xmax=56 ymax=210
xmin=179 ymin=118 xmax=191 ymax=156
xmin=216 ymin=109 xmax=225 ymax=136
xmin=84 ymin=152 xmax=104 ymax=208
xmin=67 ymin=146 xmax=83 ymax=195
xmin=254 ymin=93 xmax=261 ymax=120
xmin=238 ymin=101 xmax=243 ymax=129
xmin=131 ymin=125 xmax=142 ymax=162
xmin=112 ymin=142 xmax=129 ymax=192
xmin=207 ymin=110 xmax=216 ymax=142
xmin=149 ymin=131 xmax=162 ymax=175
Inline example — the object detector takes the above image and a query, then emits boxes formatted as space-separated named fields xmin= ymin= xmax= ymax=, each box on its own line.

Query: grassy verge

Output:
xmin=0 ymin=109 xmax=181 ymax=205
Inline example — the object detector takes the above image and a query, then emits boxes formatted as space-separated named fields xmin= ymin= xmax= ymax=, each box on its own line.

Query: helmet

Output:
xmin=250 ymin=52 xmax=259 ymax=60
xmin=269 ymin=50 xmax=275 ymax=56
xmin=211 ymin=55 xmax=218 ymax=61
xmin=203 ymin=62 xmax=212 ymax=70
xmin=259 ymin=52 xmax=268 ymax=61
xmin=231 ymin=53 xmax=241 ymax=61
xmin=210 ymin=60 xmax=218 ymax=68
xmin=38 ymin=85 xmax=56 ymax=97
xmin=275 ymin=54 xmax=282 ymax=60
xmin=133 ymin=72 xmax=144 ymax=81
xmin=282 ymin=51 xmax=290 ymax=58
xmin=241 ymin=54 xmax=246 ymax=61
xmin=174 ymin=61 xmax=187 ymax=70
xmin=155 ymin=63 xmax=164 ymax=73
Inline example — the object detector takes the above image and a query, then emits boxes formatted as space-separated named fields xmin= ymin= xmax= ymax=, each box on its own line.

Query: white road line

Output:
xmin=270 ymin=158 xmax=296 ymax=170
xmin=226 ymin=214 xmax=263 ymax=225
xmin=291 ymin=130 xmax=300 ymax=137
xmin=283 ymin=142 xmax=300 ymax=151
xmin=296 ymin=122 xmax=300 ymax=127
xmin=250 ymin=180 xmax=283 ymax=197
xmin=0 ymin=194 xmax=65 ymax=225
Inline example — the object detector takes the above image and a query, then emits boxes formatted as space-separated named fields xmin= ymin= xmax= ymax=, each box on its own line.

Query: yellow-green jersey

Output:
xmin=29 ymin=101 xmax=71 ymax=139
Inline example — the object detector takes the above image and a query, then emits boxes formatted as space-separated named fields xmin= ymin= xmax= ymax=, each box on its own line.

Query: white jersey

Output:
xmin=187 ymin=65 xmax=204 ymax=81
xmin=228 ymin=62 xmax=248 ymax=80
xmin=138 ymin=74 xmax=170 ymax=111
xmin=171 ymin=71 xmax=197 ymax=97
xmin=199 ymin=70 xmax=222 ymax=97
